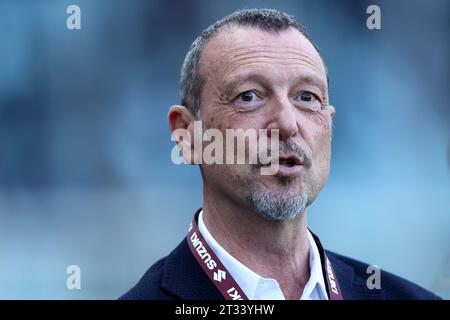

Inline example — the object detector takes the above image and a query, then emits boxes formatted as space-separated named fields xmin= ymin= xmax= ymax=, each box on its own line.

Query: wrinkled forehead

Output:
xmin=199 ymin=25 xmax=327 ymax=87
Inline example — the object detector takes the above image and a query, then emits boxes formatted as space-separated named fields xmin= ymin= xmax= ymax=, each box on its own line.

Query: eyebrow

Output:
xmin=220 ymin=72 xmax=328 ymax=98
xmin=292 ymin=74 xmax=328 ymax=97
xmin=220 ymin=73 xmax=269 ymax=98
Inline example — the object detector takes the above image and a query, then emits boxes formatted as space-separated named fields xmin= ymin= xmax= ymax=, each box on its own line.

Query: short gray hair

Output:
xmin=180 ymin=8 xmax=327 ymax=118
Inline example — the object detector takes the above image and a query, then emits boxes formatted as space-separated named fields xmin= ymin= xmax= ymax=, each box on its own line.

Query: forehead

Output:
xmin=199 ymin=25 xmax=327 ymax=86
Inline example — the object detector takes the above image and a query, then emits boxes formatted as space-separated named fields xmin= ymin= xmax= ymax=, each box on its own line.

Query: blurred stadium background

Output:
xmin=0 ymin=0 xmax=449 ymax=299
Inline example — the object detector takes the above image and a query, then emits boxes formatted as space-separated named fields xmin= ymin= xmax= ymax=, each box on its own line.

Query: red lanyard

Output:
xmin=187 ymin=211 xmax=343 ymax=300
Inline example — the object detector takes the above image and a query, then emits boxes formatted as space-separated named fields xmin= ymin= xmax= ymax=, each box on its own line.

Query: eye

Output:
xmin=239 ymin=91 xmax=258 ymax=102
xmin=233 ymin=90 xmax=264 ymax=110
xmin=300 ymin=91 xmax=314 ymax=102
xmin=295 ymin=91 xmax=322 ymax=111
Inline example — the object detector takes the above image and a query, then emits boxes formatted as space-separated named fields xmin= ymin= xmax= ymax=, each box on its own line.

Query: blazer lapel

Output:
xmin=162 ymin=238 xmax=224 ymax=300
xmin=326 ymin=251 xmax=386 ymax=300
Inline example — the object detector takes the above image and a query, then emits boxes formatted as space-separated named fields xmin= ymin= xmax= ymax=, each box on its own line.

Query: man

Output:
xmin=121 ymin=8 xmax=440 ymax=300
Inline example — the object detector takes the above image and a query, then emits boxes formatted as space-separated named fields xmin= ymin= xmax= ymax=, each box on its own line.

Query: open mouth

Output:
xmin=257 ymin=154 xmax=304 ymax=176
xmin=278 ymin=156 xmax=302 ymax=167
xmin=279 ymin=158 xmax=297 ymax=167
xmin=259 ymin=155 xmax=302 ymax=167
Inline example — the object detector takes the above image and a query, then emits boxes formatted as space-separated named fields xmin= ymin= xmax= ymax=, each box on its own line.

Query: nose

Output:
xmin=266 ymin=96 xmax=299 ymax=141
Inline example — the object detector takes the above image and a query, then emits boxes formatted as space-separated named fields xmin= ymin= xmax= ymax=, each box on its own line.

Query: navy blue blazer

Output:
xmin=120 ymin=237 xmax=441 ymax=300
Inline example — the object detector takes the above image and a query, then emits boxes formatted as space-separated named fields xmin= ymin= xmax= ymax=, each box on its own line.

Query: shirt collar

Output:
xmin=302 ymin=230 xmax=329 ymax=300
xmin=198 ymin=210 xmax=329 ymax=300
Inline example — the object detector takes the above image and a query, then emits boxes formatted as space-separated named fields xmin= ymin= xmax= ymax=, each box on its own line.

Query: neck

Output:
xmin=202 ymin=186 xmax=311 ymax=300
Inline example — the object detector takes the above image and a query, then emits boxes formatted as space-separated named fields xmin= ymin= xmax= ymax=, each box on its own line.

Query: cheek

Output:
xmin=313 ymin=128 xmax=332 ymax=168
xmin=306 ymin=112 xmax=333 ymax=177
xmin=307 ymin=137 xmax=331 ymax=199
xmin=203 ymin=106 xmax=237 ymax=131
xmin=306 ymin=108 xmax=333 ymax=131
xmin=302 ymin=110 xmax=332 ymax=149
xmin=202 ymin=163 xmax=252 ymax=196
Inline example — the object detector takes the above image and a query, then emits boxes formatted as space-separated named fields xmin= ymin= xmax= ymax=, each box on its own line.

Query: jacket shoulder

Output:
xmin=119 ymin=257 xmax=175 ymax=300
xmin=327 ymin=251 xmax=441 ymax=300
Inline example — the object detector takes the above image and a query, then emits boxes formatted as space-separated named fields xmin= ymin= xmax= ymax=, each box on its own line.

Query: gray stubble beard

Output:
xmin=247 ymin=187 xmax=308 ymax=221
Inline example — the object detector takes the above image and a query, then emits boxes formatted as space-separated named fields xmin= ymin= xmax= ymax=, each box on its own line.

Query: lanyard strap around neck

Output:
xmin=186 ymin=210 xmax=343 ymax=300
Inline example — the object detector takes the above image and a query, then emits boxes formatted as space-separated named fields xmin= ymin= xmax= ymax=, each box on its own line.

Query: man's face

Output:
xmin=198 ymin=25 xmax=334 ymax=220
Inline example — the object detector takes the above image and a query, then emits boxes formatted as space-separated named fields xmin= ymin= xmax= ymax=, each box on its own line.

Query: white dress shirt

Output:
xmin=198 ymin=210 xmax=329 ymax=300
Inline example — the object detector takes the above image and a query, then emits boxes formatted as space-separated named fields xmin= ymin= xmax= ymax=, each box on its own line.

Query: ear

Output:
xmin=168 ymin=105 xmax=197 ymax=164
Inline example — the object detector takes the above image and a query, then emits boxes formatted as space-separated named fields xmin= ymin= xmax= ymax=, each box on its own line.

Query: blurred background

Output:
xmin=0 ymin=0 xmax=448 ymax=299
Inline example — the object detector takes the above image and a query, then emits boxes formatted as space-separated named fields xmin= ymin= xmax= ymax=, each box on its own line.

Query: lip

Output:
xmin=278 ymin=154 xmax=303 ymax=166
xmin=260 ymin=154 xmax=304 ymax=176
xmin=275 ymin=162 xmax=303 ymax=176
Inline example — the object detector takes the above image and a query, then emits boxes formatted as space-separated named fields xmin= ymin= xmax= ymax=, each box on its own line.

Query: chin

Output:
xmin=246 ymin=186 xmax=309 ymax=221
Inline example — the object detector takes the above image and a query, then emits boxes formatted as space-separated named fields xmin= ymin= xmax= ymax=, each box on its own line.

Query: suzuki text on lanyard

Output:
xmin=186 ymin=213 xmax=344 ymax=300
